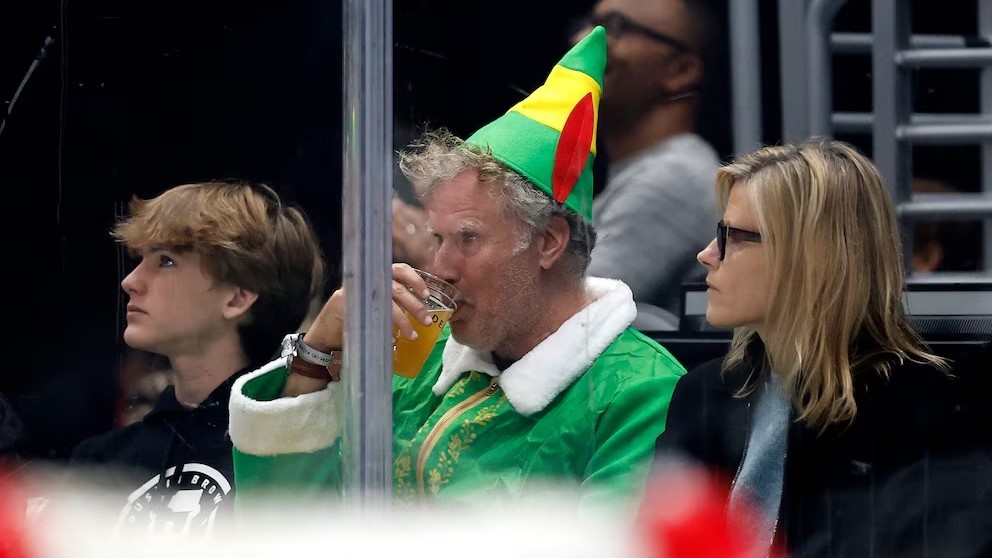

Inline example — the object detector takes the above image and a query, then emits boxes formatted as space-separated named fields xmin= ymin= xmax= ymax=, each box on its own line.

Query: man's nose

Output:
xmin=430 ymin=243 xmax=461 ymax=287
xmin=121 ymin=264 xmax=144 ymax=295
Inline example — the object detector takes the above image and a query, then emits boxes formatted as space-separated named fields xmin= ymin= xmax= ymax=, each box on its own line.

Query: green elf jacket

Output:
xmin=229 ymin=277 xmax=685 ymax=508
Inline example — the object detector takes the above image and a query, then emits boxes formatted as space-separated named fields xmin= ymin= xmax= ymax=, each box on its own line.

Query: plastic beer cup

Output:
xmin=393 ymin=269 xmax=459 ymax=378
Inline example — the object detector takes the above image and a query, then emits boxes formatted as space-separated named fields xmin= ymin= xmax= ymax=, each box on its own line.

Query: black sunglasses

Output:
xmin=582 ymin=11 xmax=693 ymax=53
xmin=717 ymin=221 xmax=762 ymax=261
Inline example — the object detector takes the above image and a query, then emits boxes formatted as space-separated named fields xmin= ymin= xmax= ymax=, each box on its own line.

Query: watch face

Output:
xmin=281 ymin=333 xmax=298 ymax=358
xmin=115 ymin=463 xmax=233 ymax=539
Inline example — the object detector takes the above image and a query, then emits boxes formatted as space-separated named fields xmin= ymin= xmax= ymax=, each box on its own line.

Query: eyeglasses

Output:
xmin=717 ymin=221 xmax=762 ymax=261
xmin=582 ymin=11 xmax=693 ymax=53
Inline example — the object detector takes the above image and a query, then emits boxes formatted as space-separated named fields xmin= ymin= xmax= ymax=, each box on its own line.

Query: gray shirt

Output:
xmin=588 ymin=133 xmax=719 ymax=322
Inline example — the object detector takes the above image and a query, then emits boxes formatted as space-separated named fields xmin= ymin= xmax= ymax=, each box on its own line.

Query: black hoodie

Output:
xmin=69 ymin=369 xmax=248 ymax=536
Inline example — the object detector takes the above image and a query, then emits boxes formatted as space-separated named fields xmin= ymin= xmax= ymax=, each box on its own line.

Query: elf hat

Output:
xmin=466 ymin=26 xmax=606 ymax=222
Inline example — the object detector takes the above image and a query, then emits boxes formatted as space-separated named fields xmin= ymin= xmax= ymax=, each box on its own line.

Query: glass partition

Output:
xmin=1 ymin=1 xmax=989 ymax=556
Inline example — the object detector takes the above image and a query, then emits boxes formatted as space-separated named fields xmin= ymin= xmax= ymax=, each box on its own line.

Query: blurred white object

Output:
xmin=23 ymin=477 xmax=651 ymax=558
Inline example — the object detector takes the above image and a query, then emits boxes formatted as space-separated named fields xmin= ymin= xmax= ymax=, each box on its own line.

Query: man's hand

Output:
xmin=389 ymin=263 xmax=434 ymax=341
xmin=301 ymin=289 xmax=346 ymax=354
xmin=281 ymin=264 xmax=435 ymax=397
xmin=281 ymin=291 xmax=345 ymax=397
xmin=302 ymin=264 xmax=433 ymax=352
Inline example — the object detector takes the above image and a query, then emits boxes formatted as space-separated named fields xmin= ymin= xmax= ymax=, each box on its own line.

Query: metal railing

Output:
xmin=872 ymin=0 xmax=992 ymax=274
xmin=342 ymin=0 xmax=394 ymax=507
xmin=772 ymin=0 xmax=992 ymax=277
xmin=729 ymin=0 xmax=764 ymax=154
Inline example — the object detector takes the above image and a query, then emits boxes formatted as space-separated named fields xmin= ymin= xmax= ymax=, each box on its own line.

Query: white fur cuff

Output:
xmin=229 ymin=360 xmax=342 ymax=456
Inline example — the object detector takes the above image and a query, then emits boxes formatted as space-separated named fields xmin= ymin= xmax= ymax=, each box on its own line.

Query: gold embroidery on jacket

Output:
xmin=426 ymin=397 xmax=506 ymax=497
xmin=394 ymin=375 xmax=474 ymax=501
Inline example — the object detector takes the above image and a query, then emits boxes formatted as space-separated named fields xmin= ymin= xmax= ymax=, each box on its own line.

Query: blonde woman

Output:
xmin=653 ymin=138 xmax=990 ymax=557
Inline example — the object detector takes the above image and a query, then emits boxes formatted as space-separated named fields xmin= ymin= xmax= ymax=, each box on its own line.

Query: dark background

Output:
xmin=1 ymin=0 xmax=985 ymax=461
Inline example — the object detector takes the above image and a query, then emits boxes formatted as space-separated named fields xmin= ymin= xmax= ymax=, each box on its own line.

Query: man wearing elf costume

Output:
xmin=228 ymin=26 xmax=686 ymax=506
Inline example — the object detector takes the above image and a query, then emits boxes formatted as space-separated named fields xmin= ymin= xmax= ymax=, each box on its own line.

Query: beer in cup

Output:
xmin=393 ymin=269 xmax=458 ymax=378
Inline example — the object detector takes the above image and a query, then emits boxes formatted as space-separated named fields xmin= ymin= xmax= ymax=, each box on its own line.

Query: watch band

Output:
xmin=295 ymin=335 xmax=334 ymax=366
xmin=289 ymin=334 xmax=343 ymax=381
xmin=289 ymin=354 xmax=342 ymax=382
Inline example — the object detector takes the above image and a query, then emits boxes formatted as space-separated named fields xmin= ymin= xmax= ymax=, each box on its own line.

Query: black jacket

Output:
xmin=70 ymin=370 xmax=247 ymax=536
xmin=655 ymin=342 xmax=992 ymax=558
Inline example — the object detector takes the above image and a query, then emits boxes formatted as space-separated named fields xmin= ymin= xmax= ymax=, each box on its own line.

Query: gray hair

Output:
xmin=398 ymin=128 xmax=597 ymax=280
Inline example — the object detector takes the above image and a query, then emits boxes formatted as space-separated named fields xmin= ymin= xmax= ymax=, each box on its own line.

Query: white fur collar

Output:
xmin=434 ymin=277 xmax=636 ymax=415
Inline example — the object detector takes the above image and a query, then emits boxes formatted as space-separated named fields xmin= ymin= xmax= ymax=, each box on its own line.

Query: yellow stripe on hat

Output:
xmin=509 ymin=64 xmax=601 ymax=156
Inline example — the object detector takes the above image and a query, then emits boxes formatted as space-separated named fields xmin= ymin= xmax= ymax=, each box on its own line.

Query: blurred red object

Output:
xmin=637 ymin=460 xmax=785 ymax=558
xmin=0 ymin=469 xmax=32 ymax=558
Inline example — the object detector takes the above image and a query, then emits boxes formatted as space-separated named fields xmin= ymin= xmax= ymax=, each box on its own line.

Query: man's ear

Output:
xmin=223 ymin=286 xmax=260 ymax=322
xmin=662 ymin=52 xmax=703 ymax=97
xmin=536 ymin=215 xmax=572 ymax=270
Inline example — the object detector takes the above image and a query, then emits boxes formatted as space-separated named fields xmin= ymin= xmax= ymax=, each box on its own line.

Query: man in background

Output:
xmin=911 ymin=177 xmax=983 ymax=273
xmin=574 ymin=0 xmax=722 ymax=329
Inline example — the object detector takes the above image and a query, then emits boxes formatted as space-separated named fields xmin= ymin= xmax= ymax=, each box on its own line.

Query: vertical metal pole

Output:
xmin=341 ymin=0 xmax=393 ymax=508
xmin=730 ymin=0 xmax=763 ymax=154
xmin=778 ymin=0 xmax=809 ymax=142
xmin=872 ymin=0 xmax=913 ymax=272
xmin=980 ymin=0 xmax=992 ymax=271
xmin=806 ymin=0 xmax=848 ymax=137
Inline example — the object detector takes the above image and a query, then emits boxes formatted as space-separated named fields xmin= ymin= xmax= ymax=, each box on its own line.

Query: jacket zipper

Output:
xmin=417 ymin=378 xmax=501 ymax=499
xmin=728 ymin=401 xmax=752 ymax=503
xmin=770 ymin=443 xmax=787 ymax=548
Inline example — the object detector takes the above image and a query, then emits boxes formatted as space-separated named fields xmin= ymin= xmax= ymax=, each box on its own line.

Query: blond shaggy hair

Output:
xmin=113 ymin=180 xmax=326 ymax=367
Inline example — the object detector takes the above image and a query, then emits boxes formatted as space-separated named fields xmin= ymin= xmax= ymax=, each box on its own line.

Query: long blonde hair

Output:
xmin=719 ymin=138 xmax=947 ymax=432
